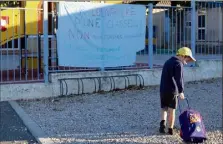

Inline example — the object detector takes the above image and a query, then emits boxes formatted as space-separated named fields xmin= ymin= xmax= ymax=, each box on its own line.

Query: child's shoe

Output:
xmin=159 ymin=120 xmax=166 ymax=133
xmin=168 ymin=128 xmax=174 ymax=135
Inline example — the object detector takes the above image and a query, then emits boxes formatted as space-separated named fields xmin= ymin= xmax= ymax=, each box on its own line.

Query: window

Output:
xmin=198 ymin=29 xmax=205 ymax=40
xmin=1 ymin=37 xmax=25 ymax=49
xmin=198 ymin=15 xmax=205 ymax=28
xmin=197 ymin=14 xmax=206 ymax=40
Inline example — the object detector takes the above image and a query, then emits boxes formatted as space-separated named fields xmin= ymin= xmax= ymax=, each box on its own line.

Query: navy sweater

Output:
xmin=160 ymin=56 xmax=184 ymax=95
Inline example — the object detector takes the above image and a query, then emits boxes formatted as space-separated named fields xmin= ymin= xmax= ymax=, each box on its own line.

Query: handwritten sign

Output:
xmin=57 ymin=2 xmax=146 ymax=67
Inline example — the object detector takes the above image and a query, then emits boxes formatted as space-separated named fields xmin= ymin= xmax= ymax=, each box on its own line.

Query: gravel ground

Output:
xmin=18 ymin=78 xmax=222 ymax=144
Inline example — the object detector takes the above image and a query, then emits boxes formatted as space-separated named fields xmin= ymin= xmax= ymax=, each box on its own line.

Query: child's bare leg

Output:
xmin=168 ymin=108 xmax=176 ymax=128
xmin=167 ymin=108 xmax=176 ymax=135
xmin=161 ymin=108 xmax=168 ymax=121
xmin=159 ymin=108 xmax=168 ymax=133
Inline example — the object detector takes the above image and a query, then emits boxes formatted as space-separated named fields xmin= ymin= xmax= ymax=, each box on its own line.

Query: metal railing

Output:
xmin=0 ymin=7 xmax=44 ymax=84
xmin=195 ymin=2 xmax=223 ymax=57
xmin=0 ymin=1 xmax=222 ymax=84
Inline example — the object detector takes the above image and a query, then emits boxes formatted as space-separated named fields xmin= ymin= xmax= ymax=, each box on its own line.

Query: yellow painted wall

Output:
xmin=0 ymin=1 xmax=42 ymax=45
xmin=91 ymin=0 xmax=102 ymax=3
xmin=22 ymin=57 xmax=43 ymax=69
xmin=25 ymin=1 xmax=42 ymax=35
xmin=104 ymin=0 xmax=122 ymax=4
xmin=0 ymin=9 xmax=25 ymax=45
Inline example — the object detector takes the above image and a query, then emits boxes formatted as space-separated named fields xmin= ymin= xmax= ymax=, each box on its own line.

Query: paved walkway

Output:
xmin=0 ymin=102 xmax=38 ymax=144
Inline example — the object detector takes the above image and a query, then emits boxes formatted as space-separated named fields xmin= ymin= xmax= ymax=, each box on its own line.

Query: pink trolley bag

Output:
xmin=178 ymin=98 xmax=207 ymax=143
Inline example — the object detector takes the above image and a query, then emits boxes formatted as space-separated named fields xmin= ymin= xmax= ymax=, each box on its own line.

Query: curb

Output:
xmin=9 ymin=101 xmax=55 ymax=144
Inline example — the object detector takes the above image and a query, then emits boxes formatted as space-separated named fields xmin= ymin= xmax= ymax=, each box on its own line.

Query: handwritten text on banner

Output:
xmin=58 ymin=2 xmax=146 ymax=67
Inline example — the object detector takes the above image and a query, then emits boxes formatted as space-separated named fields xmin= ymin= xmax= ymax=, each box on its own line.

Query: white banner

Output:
xmin=58 ymin=2 xmax=146 ymax=67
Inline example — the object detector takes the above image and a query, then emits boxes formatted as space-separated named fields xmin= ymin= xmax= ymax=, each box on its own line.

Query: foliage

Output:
xmin=123 ymin=0 xmax=159 ymax=5
xmin=0 ymin=1 xmax=21 ymax=7
xmin=171 ymin=1 xmax=191 ymax=7
xmin=125 ymin=1 xmax=191 ymax=7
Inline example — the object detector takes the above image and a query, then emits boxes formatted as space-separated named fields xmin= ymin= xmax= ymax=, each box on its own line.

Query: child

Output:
xmin=159 ymin=47 xmax=196 ymax=135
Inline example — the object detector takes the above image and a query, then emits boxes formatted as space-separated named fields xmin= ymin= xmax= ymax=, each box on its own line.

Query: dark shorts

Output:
xmin=160 ymin=93 xmax=178 ymax=109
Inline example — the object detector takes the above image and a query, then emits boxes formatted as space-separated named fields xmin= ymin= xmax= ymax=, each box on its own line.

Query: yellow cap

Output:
xmin=177 ymin=47 xmax=196 ymax=62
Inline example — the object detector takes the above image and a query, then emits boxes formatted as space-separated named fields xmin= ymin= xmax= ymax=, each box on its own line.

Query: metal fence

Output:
xmin=0 ymin=1 xmax=222 ymax=84
xmin=136 ymin=5 xmax=194 ymax=67
xmin=0 ymin=7 xmax=44 ymax=84
xmin=195 ymin=2 xmax=223 ymax=56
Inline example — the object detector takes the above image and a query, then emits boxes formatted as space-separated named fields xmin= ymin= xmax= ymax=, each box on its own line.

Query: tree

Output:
xmin=123 ymin=0 xmax=190 ymax=7
xmin=123 ymin=0 xmax=159 ymax=5
xmin=0 ymin=1 xmax=21 ymax=8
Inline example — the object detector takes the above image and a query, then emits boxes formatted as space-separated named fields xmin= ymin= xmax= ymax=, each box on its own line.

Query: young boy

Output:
xmin=159 ymin=47 xmax=196 ymax=135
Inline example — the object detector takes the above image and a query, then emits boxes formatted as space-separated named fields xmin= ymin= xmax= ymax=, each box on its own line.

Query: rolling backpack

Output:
xmin=178 ymin=98 xmax=207 ymax=143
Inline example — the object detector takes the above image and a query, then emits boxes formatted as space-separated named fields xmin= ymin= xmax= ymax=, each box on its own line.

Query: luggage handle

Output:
xmin=178 ymin=97 xmax=190 ymax=114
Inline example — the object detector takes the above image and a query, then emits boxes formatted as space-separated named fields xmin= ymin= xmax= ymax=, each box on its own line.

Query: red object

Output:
xmin=180 ymin=129 xmax=183 ymax=137
xmin=0 ymin=16 xmax=9 ymax=32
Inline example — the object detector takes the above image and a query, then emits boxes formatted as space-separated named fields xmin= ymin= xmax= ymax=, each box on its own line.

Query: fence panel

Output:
xmin=0 ymin=7 xmax=44 ymax=84
xmin=195 ymin=2 xmax=223 ymax=57
xmin=1 ymin=2 xmax=222 ymax=84
xmin=150 ymin=1 xmax=222 ymax=66
xmin=151 ymin=5 xmax=192 ymax=66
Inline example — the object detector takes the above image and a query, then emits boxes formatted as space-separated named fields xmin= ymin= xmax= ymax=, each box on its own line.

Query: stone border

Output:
xmin=9 ymin=101 xmax=55 ymax=144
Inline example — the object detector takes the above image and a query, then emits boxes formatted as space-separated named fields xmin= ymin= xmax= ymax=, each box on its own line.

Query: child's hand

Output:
xmin=179 ymin=93 xmax=185 ymax=99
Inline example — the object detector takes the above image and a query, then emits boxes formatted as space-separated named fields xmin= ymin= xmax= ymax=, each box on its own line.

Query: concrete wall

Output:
xmin=0 ymin=60 xmax=222 ymax=101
